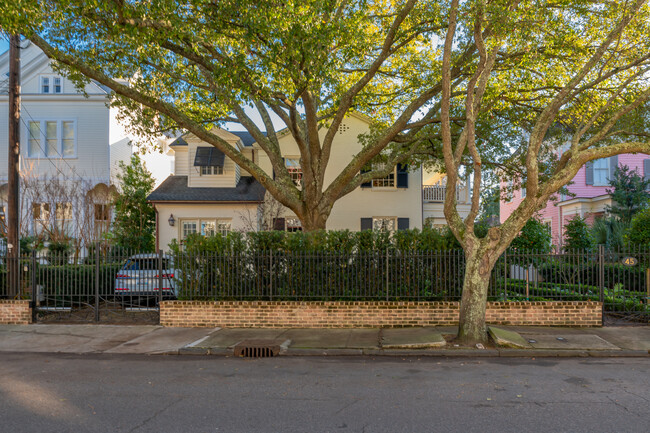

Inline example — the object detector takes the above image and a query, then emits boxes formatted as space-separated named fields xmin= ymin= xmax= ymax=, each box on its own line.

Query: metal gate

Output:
xmin=488 ymin=246 xmax=650 ymax=324
xmin=2 ymin=246 xmax=169 ymax=324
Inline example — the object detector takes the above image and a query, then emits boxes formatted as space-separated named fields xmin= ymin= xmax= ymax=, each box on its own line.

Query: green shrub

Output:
xmin=563 ymin=216 xmax=593 ymax=252
xmin=627 ymin=207 xmax=650 ymax=247
xmin=47 ymin=240 xmax=72 ymax=266
xmin=510 ymin=218 xmax=552 ymax=252
xmin=167 ymin=229 xmax=466 ymax=301
xmin=591 ymin=217 xmax=629 ymax=250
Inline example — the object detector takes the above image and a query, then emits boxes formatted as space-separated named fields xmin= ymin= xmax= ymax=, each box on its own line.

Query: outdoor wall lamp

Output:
xmin=168 ymin=214 xmax=175 ymax=226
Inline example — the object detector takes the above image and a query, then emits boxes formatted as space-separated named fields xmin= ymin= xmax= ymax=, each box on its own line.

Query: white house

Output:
xmin=109 ymin=107 xmax=175 ymax=187
xmin=148 ymin=113 xmax=471 ymax=250
xmin=0 ymin=41 xmax=113 ymax=243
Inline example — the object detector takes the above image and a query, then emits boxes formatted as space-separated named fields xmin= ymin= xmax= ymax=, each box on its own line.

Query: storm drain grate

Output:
xmin=233 ymin=340 xmax=281 ymax=358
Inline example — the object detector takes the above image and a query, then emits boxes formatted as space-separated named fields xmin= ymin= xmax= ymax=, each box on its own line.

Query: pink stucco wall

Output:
xmin=500 ymin=153 xmax=650 ymax=246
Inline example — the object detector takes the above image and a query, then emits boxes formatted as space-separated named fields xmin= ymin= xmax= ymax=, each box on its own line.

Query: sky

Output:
xmin=0 ymin=37 xmax=8 ymax=55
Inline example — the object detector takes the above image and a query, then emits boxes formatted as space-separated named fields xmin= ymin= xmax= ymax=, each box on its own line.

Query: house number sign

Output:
xmin=621 ymin=257 xmax=638 ymax=266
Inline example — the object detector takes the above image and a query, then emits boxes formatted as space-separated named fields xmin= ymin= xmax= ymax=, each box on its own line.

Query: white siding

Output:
xmin=186 ymin=141 xmax=238 ymax=188
xmin=0 ymin=98 xmax=110 ymax=182
xmin=173 ymin=148 xmax=189 ymax=176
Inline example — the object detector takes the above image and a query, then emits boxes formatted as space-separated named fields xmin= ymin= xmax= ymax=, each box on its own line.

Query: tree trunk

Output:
xmin=299 ymin=204 xmax=331 ymax=232
xmin=456 ymin=248 xmax=496 ymax=346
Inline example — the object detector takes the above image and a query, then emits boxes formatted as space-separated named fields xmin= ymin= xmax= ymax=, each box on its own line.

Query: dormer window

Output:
xmin=40 ymin=75 xmax=62 ymax=94
xmin=194 ymin=146 xmax=225 ymax=175
xmin=201 ymin=166 xmax=223 ymax=176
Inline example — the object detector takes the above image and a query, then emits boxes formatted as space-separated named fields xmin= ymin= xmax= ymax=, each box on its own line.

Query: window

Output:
xmin=40 ymin=75 xmax=62 ymax=94
xmin=521 ymin=187 xmax=526 ymax=198
xmin=217 ymin=220 xmax=231 ymax=236
xmin=27 ymin=120 xmax=76 ymax=158
xmin=593 ymin=158 xmax=609 ymax=186
xmin=371 ymin=164 xmax=396 ymax=188
xmin=33 ymin=203 xmax=50 ymax=234
xmin=200 ymin=220 xmax=216 ymax=236
xmin=94 ymin=204 xmax=110 ymax=239
xmin=285 ymin=158 xmax=302 ymax=186
xmin=55 ymin=202 xmax=73 ymax=235
xmin=285 ymin=218 xmax=302 ymax=232
xmin=372 ymin=217 xmax=397 ymax=232
xmin=182 ymin=219 xmax=230 ymax=239
xmin=53 ymin=77 xmax=62 ymax=93
xmin=41 ymin=76 xmax=49 ymax=93
xmin=182 ymin=220 xmax=198 ymax=239
xmin=200 ymin=166 xmax=223 ymax=176
xmin=28 ymin=121 xmax=42 ymax=157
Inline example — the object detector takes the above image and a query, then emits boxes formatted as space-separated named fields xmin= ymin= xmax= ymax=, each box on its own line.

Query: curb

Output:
xmin=181 ymin=347 xmax=650 ymax=358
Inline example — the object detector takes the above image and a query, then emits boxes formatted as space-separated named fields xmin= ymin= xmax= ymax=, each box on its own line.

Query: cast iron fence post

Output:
xmin=385 ymin=249 xmax=389 ymax=302
xmin=158 ymin=249 xmax=164 ymax=308
xmin=503 ymin=250 xmax=507 ymax=301
xmin=31 ymin=249 xmax=37 ymax=323
xmin=598 ymin=244 xmax=605 ymax=321
xmin=269 ymin=251 xmax=273 ymax=301
xmin=95 ymin=242 xmax=100 ymax=322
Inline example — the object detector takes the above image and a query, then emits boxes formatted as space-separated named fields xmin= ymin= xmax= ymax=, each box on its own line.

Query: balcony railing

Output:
xmin=422 ymin=185 xmax=468 ymax=203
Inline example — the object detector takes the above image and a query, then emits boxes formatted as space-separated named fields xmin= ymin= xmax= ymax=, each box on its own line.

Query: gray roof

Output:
xmin=166 ymin=130 xmax=265 ymax=148
xmin=229 ymin=131 xmax=257 ymax=147
xmin=169 ymin=136 xmax=188 ymax=146
xmin=147 ymin=176 xmax=266 ymax=203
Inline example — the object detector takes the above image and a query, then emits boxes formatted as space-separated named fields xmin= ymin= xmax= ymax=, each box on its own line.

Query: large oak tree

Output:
xmin=437 ymin=0 xmax=650 ymax=343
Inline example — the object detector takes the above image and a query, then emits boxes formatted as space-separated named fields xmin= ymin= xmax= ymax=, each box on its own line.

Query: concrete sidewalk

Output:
xmin=0 ymin=324 xmax=649 ymax=357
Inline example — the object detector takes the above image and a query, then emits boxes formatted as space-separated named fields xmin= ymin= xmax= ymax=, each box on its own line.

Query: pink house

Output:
xmin=500 ymin=154 xmax=650 ymax=246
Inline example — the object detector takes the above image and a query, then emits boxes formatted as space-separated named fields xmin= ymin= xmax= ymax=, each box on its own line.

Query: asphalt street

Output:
xmin=0 ymin=354 xmax=648 ymax=433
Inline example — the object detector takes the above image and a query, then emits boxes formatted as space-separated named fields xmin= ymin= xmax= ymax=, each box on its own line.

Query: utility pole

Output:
xmin=8 ymin=34 xmax=21 ymax=298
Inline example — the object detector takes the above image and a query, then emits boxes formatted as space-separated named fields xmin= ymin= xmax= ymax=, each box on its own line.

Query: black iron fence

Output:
xmin=1 ymin=245 xmax=649 ymax=322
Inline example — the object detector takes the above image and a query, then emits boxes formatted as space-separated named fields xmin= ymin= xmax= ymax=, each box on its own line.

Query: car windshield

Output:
xmin=122 ymin=258 xmax=171 ymax=271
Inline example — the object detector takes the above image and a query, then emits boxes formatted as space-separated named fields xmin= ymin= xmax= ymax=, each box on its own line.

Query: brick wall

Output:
xmin=0 ymin=300 xmax=32 ymax=325
xmin=160 ymin=301 xmax=601 ymax=328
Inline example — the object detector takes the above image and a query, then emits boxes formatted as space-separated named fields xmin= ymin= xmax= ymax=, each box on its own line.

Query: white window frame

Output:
xmin=26 ymin=119 xmax=77 ymax=159
xmin=593 ymin=158 xmax=610 ymax=186
xmin=180 ymin=218 xmax=231 ymax=239
xmin=372 ymin=216 xmax=397 ymax=232
xmin=40 ymin=75 xmax=63 ymax=94
xmin=200 ymin=165 xmax=224 ymax=176
xmin=181 ymin=220 xmax=198 ymax=240
xmin=371 ymin=164 xmax=396 ymax=189
xmin=285 ymin=157 xmax=302 ymax=186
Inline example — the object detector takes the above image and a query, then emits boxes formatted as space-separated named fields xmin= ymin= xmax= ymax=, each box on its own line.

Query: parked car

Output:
xmin=114 ymin=254 xmax=177 ymax=298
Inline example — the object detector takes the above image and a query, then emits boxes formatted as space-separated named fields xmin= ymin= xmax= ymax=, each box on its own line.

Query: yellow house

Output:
xmin=148 ymin=114 xmax=471 ymax=250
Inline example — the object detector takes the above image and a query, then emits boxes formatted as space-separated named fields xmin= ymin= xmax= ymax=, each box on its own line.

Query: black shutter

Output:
xmin=397 ymin=218 xmax=409 ymax=230
xmin=609 ymin=155 xmax=618 ymax=181
xmin=644 ymin=159 xmax=650 ymax=181
xmin=585 ymin=161 xmax=594 ymax=185
xmin=360 ymin=166 xmax=371 ymax=188
xmin=360 ymin=218 xmax=372 ymax=230
xmin=396 ymin=163 xmax=408 ymax=188
xmin=273 ymin=217 xmax=285 ymax=231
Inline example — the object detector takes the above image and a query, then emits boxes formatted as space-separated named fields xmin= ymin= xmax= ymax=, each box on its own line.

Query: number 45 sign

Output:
xmin=621 ymin=257 xmax=638 ymax=266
